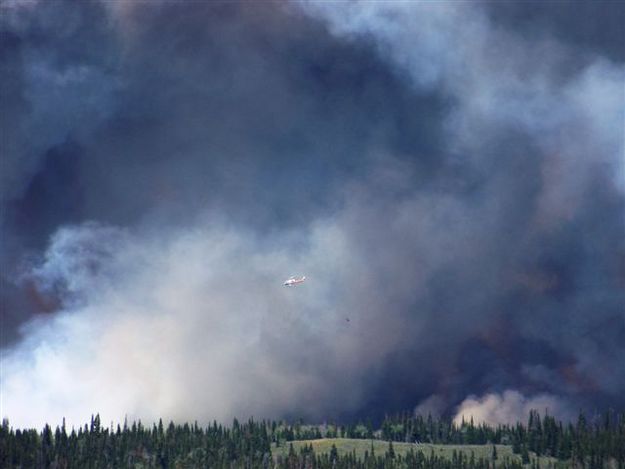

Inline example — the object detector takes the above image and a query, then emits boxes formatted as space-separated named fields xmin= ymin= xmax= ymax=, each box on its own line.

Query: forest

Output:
xmin=1 ymin=410 xmax=624 ymax=468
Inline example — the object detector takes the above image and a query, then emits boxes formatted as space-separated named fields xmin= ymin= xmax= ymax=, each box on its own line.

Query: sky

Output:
xmin=1 ymin=0 xmax=624 ymax=429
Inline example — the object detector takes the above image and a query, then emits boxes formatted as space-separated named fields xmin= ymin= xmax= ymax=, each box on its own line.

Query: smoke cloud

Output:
xmin=1 ymin=0 xmax=623 ymax=428
xmin=452 ymin=390 xmax=573 ymax=427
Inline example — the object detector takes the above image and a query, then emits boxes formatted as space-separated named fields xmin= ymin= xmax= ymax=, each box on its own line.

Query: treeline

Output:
xmin=277 ymin=443 xmax=526 ymax=469
xmin=377 ymin=410 xmax=625 ymax=466
xmin=1 ymin=416 xmax=270 ymax=468
xmin=1 ymin=411 xmax=624 ymax=468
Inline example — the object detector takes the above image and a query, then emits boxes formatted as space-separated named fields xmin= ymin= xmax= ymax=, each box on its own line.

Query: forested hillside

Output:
xmin=2 ymin=411 xmax=624 ymax=468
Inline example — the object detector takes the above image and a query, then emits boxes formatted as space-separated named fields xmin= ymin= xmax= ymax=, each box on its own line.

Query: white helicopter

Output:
xmin=283 ymin=275 xmax=306 ymax=286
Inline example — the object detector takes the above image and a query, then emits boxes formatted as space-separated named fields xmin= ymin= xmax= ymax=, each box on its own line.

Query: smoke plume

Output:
xmin=1 ymin=0 xmax=623 ymax=428
xmin=452 ymin=390 xmax=573 ymax=427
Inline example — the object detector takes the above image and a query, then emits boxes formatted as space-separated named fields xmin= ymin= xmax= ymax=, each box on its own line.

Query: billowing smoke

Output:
xmin=452 ymin=390 xmax=573 ymax=427
xmin=1 ymin=0 xmax=623 ymax=429
xmin=3 ymin=221 xmax=367 ymax=427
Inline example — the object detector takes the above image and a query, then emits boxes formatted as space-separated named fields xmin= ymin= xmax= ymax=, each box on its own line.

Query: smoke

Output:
xmin=0 ymin=0 xmax=119 ymax=201
xmin=297 ymin=1 xmax=624 ymax=191
xmin=3 ymin=221 xmax=355 ymax=428
xmin=452 ymin=390 xmax=573 ymax=426
xmin=414 ymin=395 xmax=446 ymax=419
xmin=1 ymin=0 xmax=624 ymax=428
xmin=2 ymin=204 xmax=430 ymax=428
xmin=296 ymin=0 xmax=625 ymax=415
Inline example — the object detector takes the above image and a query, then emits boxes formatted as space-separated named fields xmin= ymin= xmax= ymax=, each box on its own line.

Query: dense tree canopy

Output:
xmin=1 ymin=411 xmax=623 ymax=468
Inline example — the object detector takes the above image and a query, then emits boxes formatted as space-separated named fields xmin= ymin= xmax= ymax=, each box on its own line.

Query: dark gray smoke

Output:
xmin=1 ymin=0 xmax=623 ymax=428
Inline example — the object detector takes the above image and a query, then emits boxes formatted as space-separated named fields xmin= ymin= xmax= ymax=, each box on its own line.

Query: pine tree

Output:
xmin=330 ymin=443 xmax=338 ymax=463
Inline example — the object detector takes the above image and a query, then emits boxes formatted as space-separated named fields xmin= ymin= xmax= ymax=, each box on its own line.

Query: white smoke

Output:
xmin=0 ymin=152 xmax=504 ymax=429
xmin=452 ymin=390 xmax=573 ymax=426
xmin=1 ymin=207 xmax=415 ymax=428
xmin=2 ymin=222 xmax=314 ymax=427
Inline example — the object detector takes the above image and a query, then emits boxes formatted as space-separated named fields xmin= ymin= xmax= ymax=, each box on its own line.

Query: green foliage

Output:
xmin=1 ymin=410 xmax=624 ymax=468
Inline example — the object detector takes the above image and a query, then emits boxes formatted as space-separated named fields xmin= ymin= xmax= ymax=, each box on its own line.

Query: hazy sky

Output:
xmin=1 ymin=0 xmax=624 ymax=429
